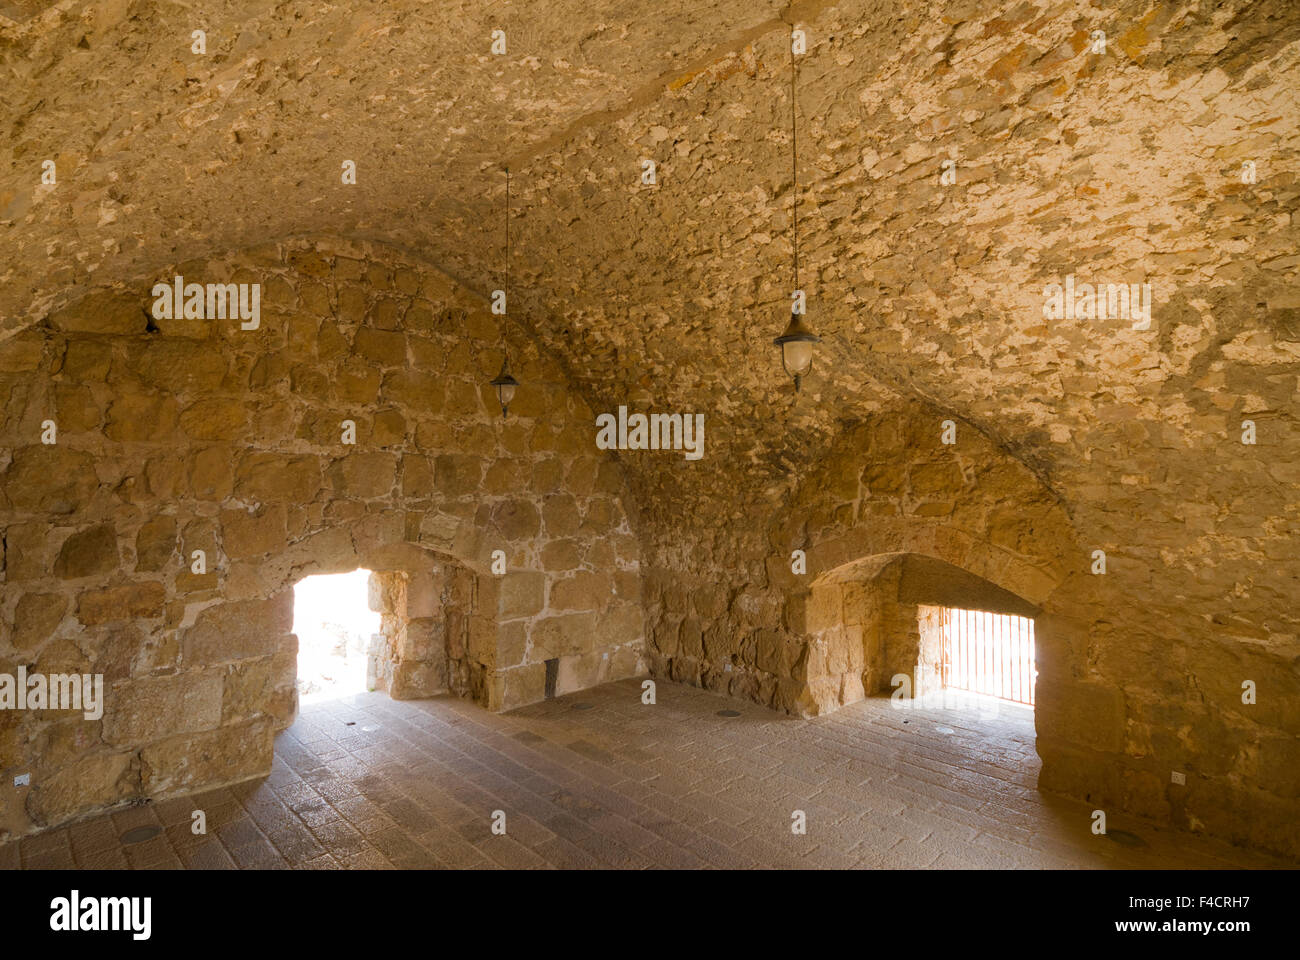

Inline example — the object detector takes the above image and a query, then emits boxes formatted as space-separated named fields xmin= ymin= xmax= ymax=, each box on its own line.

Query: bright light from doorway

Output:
xmin=941 ymin=607 xmax=1036 ymax=706
xmin=292 ymin=570 xmax=378 ymax=703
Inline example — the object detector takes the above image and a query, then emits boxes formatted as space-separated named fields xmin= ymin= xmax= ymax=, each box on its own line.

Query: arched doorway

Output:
xmin=795 ymin=552 xmax=1045 ymax=716
xmin=271 ymin=537 xmax=495 ymax=729
xmin=288 ymin=554 xmax=483 ymax=710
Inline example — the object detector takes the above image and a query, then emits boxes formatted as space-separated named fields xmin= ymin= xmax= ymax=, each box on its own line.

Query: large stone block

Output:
xmin=500 ymin=662 xmax=547 ymax=710
xmin=804 ymin=585 xmax=845 ymax=633
xmin=135 ymin=516 xmax=177 ymax=572
xmin=103 ymin=671 xmax=223 ymax=746
xmin=397 ymin=618 xmax=439 ymax=660
xmin=678 ymin=616 xmax=704 ymax=659
xmin=405 ymin=573 xmax=440 ymax=618
xmin=187 ymin=446 xmax=235 ymax=499
xmin=13 ymin=592 xmax=68 ymax=650
xmin=221 ymin=658 xmax=282 ymax=725
xmin=77 ymin=581 xmax=166 ymax=625
xmin=603 ymin=601 xmax=644 ymax=644
xmin=1037 ymin=742 xmax=1121 ymax=808
xmin=466 ymin=616 xmax=497 ymax=664
xmin=182 ymin=597 xmax=293 ymax=666
xmin=352 ymin=327 xmax=408 ymax=366
xmin=496 ymin=620 xmax=527 ymax=668
xmin=330 ymin=452 xmax=398 ymax=498
xmin=608 ymin=643 xmax=645 ymax=681
xmin=104 ymin=392 xmax=179 ymax=441
xmin=234 ymin=453 xmax=322 ymax=502
xmin=555 ymin=652 xmax=607 ymax=696
xmin=1257 ymin=737 xmax=1300 ymax=798
xmin=499 ymin=571 xmax=545 ymax=619
xmin=220 ymin=504 xmax=288 ymax=559
xmin=0 ymin=335 xmax=44 ymax=372
xmin=3 ymin=447 xmax=98 ymax=513
xmin=390 ymin=660 xmax=446 ymax=699
xmin=54 ymin=524 xmax=120 ymax=579
xmin=541 ymin=539 xmax=582 ymax=572
xmin=48 ymin=292 xmax=146 ymax=335
xmin=134 ymin=342 xmax=228 ymax=394
xmin=139 ymin=719 xmax=274 ymax=796
xmin=754 ymin=627 xmax=793 ymax=677
xmin=2 ymin=522 xmax=50 ymax=581
xmin=1036 ymin=679 xmax=1125 ymax=753
xmin=491 ymin=499 xmax=541 ymax=540
xmin=529 ymin=612 xmax=597 ymax=661
xmin=433 ymin=454 xmax=483 ymax=497
xmin=26 ymin=751 xmax=137 ymax=828
xmin=382 ymin=369 xmax=444 ymax=412
xmin=178 ymin=395 xmax=248 ymax=439
xmin=548 ymin=571 xmax=613 ymax=612
xmin=541 ymin=494 xmax=581 ymax=537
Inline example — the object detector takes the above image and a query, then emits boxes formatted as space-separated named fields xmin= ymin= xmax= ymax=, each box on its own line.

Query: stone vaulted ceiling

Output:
xmin=2 ymin=1 xmax=1299 ymax=619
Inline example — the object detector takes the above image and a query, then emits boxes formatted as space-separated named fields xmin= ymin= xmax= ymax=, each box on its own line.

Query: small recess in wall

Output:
xmin=544 ymin=658 xmax=558 ymax=699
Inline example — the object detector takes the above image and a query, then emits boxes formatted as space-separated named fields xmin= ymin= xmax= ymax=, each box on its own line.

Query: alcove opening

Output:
xmin=292 ymin=570 xmax=379 ymax=704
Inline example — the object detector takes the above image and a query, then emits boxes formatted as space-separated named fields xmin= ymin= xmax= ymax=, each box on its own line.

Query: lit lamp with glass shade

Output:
xmin=490 ymin=357 xmax=519 ymax=418
xmin=773 ymin=308 xmax=820 ymax=392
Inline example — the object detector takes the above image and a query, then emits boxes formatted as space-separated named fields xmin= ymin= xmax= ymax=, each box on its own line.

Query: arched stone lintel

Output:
xmin=772 ymin=517 xmax=1064 ymax=614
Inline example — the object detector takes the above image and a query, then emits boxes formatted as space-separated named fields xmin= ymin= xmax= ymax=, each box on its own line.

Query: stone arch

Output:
xmin=217 ymin=534 xmax=495 ymax=723
xmin=778 ymin=517 xmax=1064 ymax=609
xmin=761 ymin=406 xmax=1079 ymax=718
xmin=787 ymin=549 xmax=1052 ymax=717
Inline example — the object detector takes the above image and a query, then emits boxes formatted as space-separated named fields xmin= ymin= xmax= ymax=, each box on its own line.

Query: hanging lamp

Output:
xmin=773 ymin=28 xmax=821 ymax=392
xmin=490 ymin=165 xmax=519 ymax=418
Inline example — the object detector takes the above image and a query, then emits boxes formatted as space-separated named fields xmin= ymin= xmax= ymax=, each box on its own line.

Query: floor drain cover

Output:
xmin=120 ymin=826 xmax=161 ymax=845
xmin=717 ymin=709 xmax=741 ymax=718
xmin=345 ymin=721 xmax=357 ymax=726
xmin=935 ymin=725 xmax=955 ymax=734
xmin=572 ymin=703 xmax=594 ymax=710
xmin=1106 ymin=829 xmax=1147 ymax=848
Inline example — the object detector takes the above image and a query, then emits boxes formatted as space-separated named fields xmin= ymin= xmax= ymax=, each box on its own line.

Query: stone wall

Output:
xmin=643 ymin=404 xmax=1073 ymax=710
xmin=0 ymin=238 xmax=646 ymax=839
xmin=914 ymin=605 xmax=945 ymax=703
xmin=640 ymin=403 xmax=1300 ymax=860
xmin=365 ymin=561 xmax=477 ymax=702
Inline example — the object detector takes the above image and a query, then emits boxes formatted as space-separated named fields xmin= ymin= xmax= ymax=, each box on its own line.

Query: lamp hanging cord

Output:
xmin=504 ymin=165 xmax=511 ymax=362
xmin=790 ymin=33 xmax=799 ymax=294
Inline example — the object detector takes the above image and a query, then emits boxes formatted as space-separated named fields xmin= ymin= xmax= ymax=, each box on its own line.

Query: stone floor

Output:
xmin=1 ymin=678 xmax=1291 ymax=869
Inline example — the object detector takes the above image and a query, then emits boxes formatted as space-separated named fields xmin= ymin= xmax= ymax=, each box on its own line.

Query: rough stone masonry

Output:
xmin=0 ymin=0 xmax=1298 ymax=861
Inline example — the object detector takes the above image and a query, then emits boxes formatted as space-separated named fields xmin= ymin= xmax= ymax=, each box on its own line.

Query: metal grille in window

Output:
xmin=940 ymin=608 xmax=1036 ymax=706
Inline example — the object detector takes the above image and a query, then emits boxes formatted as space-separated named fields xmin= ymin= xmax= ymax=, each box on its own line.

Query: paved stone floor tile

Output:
xmin=3 ymin=679 xmax=1292 ymax=869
